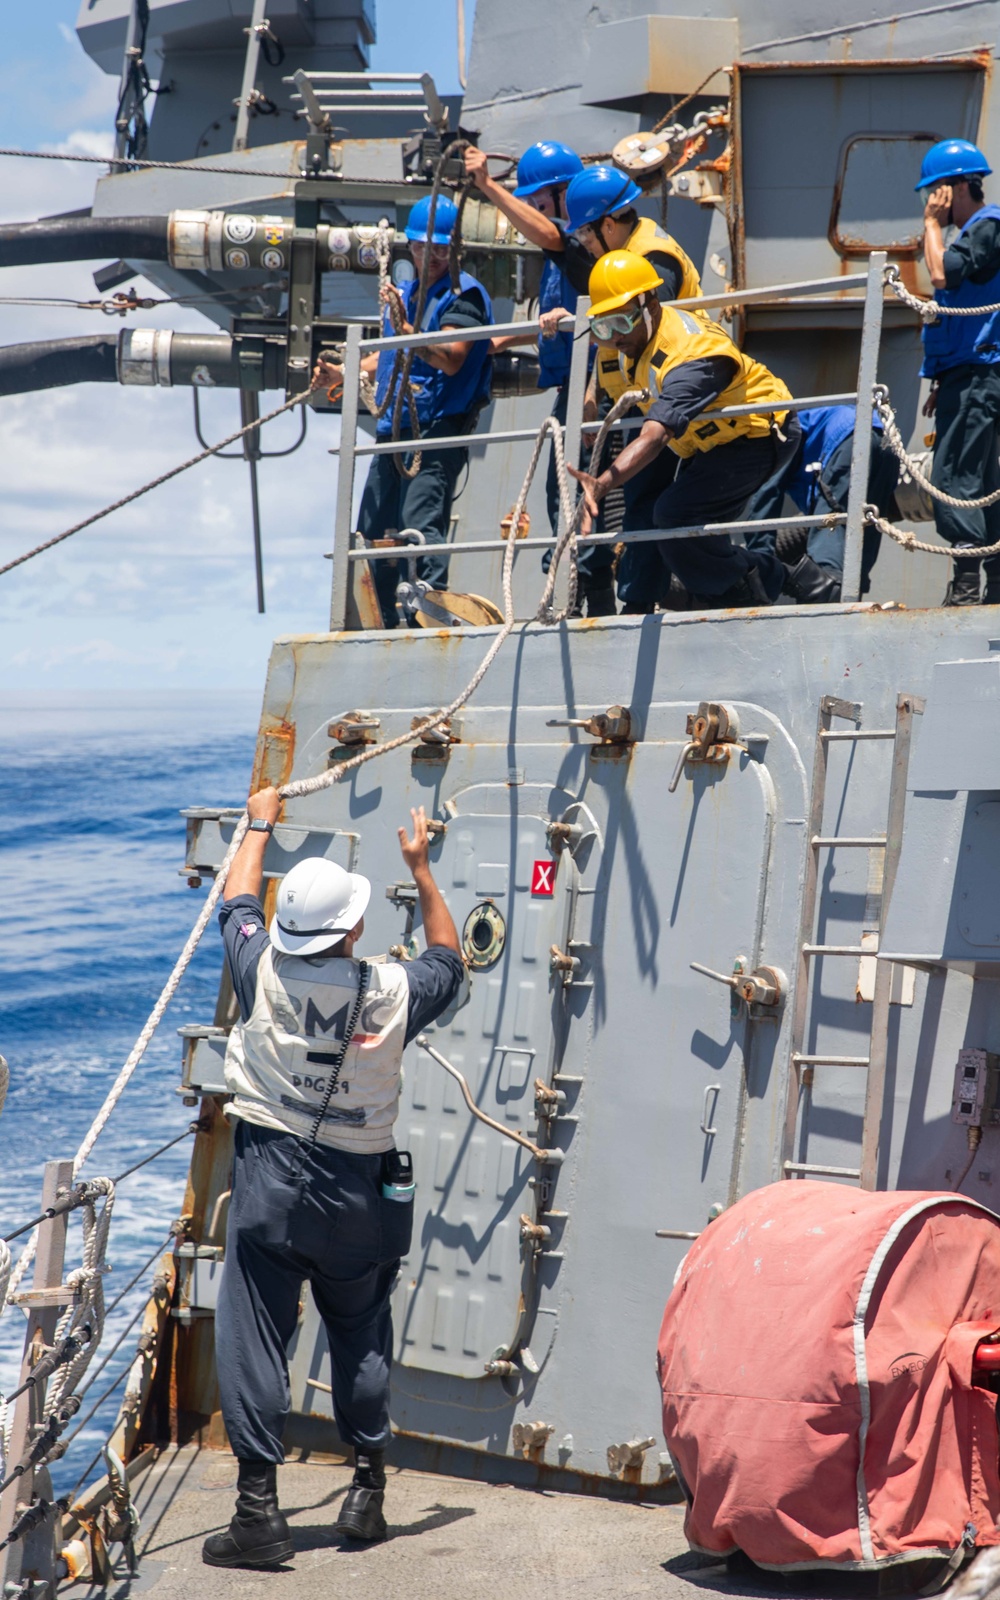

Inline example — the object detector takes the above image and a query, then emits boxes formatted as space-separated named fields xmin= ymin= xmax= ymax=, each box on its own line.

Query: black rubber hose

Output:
xmin=0 ymin=215 xmax=169 ymax=269
xmin=0 ymin=335 xmax=119 ymax=395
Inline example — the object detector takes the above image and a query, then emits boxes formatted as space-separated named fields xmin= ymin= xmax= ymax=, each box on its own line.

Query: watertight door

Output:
xmin=391 ymin=784 xmax=573 ymax=1379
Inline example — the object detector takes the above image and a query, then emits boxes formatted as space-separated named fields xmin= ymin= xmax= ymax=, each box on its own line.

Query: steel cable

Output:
xmin=0 ymin=145 xmax=323 ymax=181
xmin=0 ymin=383 xmax=313 ymax=580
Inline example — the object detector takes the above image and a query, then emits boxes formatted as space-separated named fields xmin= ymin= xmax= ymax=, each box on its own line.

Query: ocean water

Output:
xmin=0 ymin=692 xmax=259 ymax=1496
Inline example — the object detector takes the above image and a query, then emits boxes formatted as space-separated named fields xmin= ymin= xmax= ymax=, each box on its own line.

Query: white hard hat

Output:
xmin=270 ymin=857 xmax=372 ymax=957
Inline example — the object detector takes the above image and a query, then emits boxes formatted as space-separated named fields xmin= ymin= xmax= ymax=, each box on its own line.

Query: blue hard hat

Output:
xmin=404 ymin=195 xmax=459 ymax=244
xmin=915 ymin=138 xmax=992 ymax=191
xmin=513 ymin=140 xmax=584 ymax=197
xmin=564 ymin=166 xmax=643 ymax=233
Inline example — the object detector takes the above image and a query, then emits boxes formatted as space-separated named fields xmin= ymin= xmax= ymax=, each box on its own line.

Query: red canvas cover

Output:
xmin=657 ymin=1183 xmax=1000 ymax=1571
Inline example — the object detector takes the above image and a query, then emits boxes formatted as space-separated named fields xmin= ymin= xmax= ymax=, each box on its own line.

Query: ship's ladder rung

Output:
xmin=802 ymin=943 xmax=865 ymax=956
xmin=792 ymin=1054 xmax=871 ymax=1067
xmin=819 ymin=728 xmax=896 ymax=742
xmin=811 ymin=835 xmax=886 ymax=848
xmin=783 ymin=1161 xmax=862 ymax=1179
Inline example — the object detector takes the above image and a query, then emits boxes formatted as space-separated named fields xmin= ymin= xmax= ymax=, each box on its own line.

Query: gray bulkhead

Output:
xmin=249 ymin=605 xmax=998 ymax=1482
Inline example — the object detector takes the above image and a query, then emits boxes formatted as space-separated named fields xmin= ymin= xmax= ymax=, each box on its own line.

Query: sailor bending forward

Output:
xmin=203 ymin=790 xmax=463 ymax=1569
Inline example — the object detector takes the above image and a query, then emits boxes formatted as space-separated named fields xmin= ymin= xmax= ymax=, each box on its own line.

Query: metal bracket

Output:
xmin=328 ymin=710 xmax=381 ymax=747
xmin=385 ymin=882 xmax=418 ymax=907
xmin=690 ymin=958 xmax=787 ymax=1013
xmin=669 ymin=701 xmax=746 ymax=793
xmin=546 ymin=704 xmax=634 ymax=745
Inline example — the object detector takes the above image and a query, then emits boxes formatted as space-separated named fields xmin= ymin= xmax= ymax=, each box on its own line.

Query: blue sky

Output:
xmin=0 ymin=2 xmax=473 ymax=692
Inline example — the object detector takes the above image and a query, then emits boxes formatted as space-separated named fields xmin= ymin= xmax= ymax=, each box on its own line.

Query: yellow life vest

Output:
xmin=624 ymin=216 xmax=703 ymax=304
xmin=595 ymin=304 xmax=791 ymax=459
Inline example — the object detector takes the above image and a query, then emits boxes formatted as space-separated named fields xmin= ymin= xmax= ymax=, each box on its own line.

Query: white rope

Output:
xmin=358 ymin=218 xmax=394 ymax=420
xmin=864 ymin=503 xmax=1000 ymax=558
xmin=0 ymin=1242 xmax=9 ymax=1320
xmin=873 ymin=383 xmax=1000 ymax=513
xmin=884 ymin=262 xmax=1000 ymax=321
xmin=44 ymin=1180 xmax=115 ymax=1421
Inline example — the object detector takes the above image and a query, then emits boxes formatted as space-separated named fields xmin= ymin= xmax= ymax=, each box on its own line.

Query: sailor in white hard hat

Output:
xmin=203 ymin=786 xmax=463 ymax=1570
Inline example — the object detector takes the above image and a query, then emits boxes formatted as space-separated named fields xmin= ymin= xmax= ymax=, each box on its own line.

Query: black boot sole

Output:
xmin=202 ymin=1537 xmax=295 ymax=1569
xmin=335 ymin=1510 xmax=388 ymax=1543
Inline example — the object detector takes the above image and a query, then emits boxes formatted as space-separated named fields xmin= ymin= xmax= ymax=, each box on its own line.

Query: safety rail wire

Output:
xmin=0 ymin=386 xmax=312 ymax=581
xmin=330 ymin=391 xmax=862 ymax=459
xmin=0 ymin=145 xmax=331 ymax=182
xmin=0 ymin=384 xmax=637 ymax=1305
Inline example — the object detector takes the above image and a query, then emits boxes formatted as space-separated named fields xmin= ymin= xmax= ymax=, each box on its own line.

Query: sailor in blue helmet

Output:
xmin=316 ymin=194 xmax=494 ymax=628
xmin=563 ymin=165 xmax=709 ymax=614
xmin=740 ymin=406 xmax=900 ymax=602
xmin=463 ymin=140 xmax=617 ymax=615
xmin=916 ymin=138 xmax=1000 ymax=605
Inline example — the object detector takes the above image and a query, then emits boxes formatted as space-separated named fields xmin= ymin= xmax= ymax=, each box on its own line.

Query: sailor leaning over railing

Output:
xmin=567 ymin=249 xmax=798 ymax=611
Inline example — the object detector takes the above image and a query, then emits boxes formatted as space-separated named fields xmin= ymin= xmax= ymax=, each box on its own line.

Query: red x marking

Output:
xmin=531 ymin=859 xmax=555 ymax=896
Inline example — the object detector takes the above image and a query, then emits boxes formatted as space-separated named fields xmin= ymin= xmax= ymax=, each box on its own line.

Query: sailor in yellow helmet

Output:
xmin=568 ymin=252 xmax=801 ymax=608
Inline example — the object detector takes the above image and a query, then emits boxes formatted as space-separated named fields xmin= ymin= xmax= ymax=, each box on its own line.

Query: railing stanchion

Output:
xmin=330 ymin=324 xmax=363 ymax=632
xmin=842 ymin=250 xmax=886 ymax=602
xmin=560 ymin=297 xmax=592 ymax=554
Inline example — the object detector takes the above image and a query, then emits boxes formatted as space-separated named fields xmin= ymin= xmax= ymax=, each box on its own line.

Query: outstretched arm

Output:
xmin=464 ymin=146 xmax=565 ymax=253
xmin=225 ymin=786 xmax=280 ymax=902
xmin=398 ymin=806 xmax=460 ymax=952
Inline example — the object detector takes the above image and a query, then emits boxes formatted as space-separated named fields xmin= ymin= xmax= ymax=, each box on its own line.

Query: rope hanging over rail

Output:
xmin=873 ymin=383 xmax=1000 ymax=518
xmin=884 ymin=262 xmax=1000 ymax=322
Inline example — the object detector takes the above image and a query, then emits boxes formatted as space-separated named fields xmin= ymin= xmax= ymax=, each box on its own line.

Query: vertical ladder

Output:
xmin=781 ymin=692 xmax=923 ymax=1189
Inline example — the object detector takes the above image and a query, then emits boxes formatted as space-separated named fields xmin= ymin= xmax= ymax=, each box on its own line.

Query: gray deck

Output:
xmin=82 ymin=1445 xmax=784 ymax=1600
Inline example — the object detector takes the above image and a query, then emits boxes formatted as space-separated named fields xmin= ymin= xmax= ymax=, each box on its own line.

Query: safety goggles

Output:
xmin=589 ymin=306 xmax=645 ymax=341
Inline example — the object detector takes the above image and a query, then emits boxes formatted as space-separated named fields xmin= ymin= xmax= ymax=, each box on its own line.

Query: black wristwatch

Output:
xmin=248 ymin=818 xmax=274 ymax=835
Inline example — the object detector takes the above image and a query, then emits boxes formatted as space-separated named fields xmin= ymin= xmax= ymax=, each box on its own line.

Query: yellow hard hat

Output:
xmin=588 ymin=250 xmax=663 ymax=317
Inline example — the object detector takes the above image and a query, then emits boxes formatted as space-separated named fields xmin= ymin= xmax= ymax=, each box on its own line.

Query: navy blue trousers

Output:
xmin=651 ymin=424 xmax=801 ymax=599
xmin=358 ymin=410 xmax=478 ymax=627
xmin=216 ymin=1121 xmax=412 ymax=1464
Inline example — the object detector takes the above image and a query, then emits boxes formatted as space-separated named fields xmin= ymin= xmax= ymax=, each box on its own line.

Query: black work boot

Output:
xmin=691 ymin=564 xmax=772 ymax=610
xmin=943 ymin=557 xmax=981 ymax=606
xmin=202 ymin=1459 xmax=293 ymax=1569
xmin=583 ymin=583 xmax=617 ymax=617
xmin=336 ymin=1448 xmax=388 ymax=1543
xmin=783 ymin=554 xmax=842 ymax=605
xmin=982 ymin=557 xmax=1000 ymax=605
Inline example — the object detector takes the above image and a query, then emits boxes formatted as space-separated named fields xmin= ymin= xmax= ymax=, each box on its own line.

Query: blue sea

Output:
xmin=0 ymin=692 xmax=259 ymax=1497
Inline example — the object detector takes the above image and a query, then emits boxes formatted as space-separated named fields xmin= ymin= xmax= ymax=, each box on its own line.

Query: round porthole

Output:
xmin=463 ymin=901 xmax=506 ymax=969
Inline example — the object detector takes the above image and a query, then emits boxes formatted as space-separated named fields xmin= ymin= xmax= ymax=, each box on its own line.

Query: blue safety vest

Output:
xmin=785 ymin=407 xmax=883 ymax=514
xmin=537 ymin=257 xmax=576 ymax=389
xmin=921 ymin=204 xmax=1000 ymax=377
xmin=374 ymin=270 xmax=493 ymax=436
